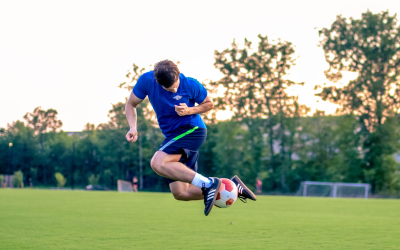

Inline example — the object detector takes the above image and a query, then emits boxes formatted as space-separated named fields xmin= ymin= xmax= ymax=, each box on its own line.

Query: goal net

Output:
xmin=117 ymin=180 xmax=133 ymax=192
xmin=296 ymin=181 xmax=370 ymax=198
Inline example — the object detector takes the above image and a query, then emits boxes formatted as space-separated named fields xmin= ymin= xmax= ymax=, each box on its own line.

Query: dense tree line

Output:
xmin=1 ymin=10 xmax=400 ymax=194
xmin=1 ymin=106 xmax=399 ymax=193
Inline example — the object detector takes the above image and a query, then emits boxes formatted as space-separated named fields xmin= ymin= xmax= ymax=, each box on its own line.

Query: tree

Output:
xmin=98 ymin=102 xmax=130 ymax=130
xmin=23 ymin=107 xmax=63 ymax=185
xmin=13 ymin=170 xmax=23 ymax=188
xmin=45 ymin=131 xmax=75 ymax=187
xmin=209 ymin=35 xmax=308 ymax=191
xmin=54 ymin=173 xmax=66 ymax=187
xmin=3 ymin=121 xmax=37 ymax=179
xmin=318 ymin=11 xmax=400 ymax=192
xmin=23 ymin=107 xmax=63 ymax=135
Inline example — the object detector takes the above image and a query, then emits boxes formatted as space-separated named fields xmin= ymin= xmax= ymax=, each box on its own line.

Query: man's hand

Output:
xmin=175 ymin=103 xmax=192 ymax=116
xmin=126 ymin=128 xmax=138 ymax=142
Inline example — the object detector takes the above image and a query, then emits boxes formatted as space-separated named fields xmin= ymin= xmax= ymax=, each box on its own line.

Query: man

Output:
xmin=132 ymin=176 xmax=138 ymax=192
xmin=125 ymin=60 xmax=256 ymax=216
xmin=256 ymin=178 xmax=262 ymax=194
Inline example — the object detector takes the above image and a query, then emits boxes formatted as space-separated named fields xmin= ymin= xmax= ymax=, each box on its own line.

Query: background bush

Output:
xmin=88 ymin=174 xmax=100 ymax=186
xmin=13 ymin=171 xmax=23 ymax=188
xmin=54 ymin=173 xmax=66 ymax=187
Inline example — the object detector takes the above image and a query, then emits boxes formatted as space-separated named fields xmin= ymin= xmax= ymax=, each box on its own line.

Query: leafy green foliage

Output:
xmin=88 ymin=174 xmax=100 ymax=186
xmin=13 ymin=170 xmax=23 ymax=188
xmin=23 ymin=106 xmax=63 ymax=135
xmin=0 ymin=102 xmax=398 ymax=193
xmin=1 ymin=20 xmax=400 ymax=195
xmin=54 ymin=172 xmax=66 ymax=187
xmin=208 ymin=35 xmax=309 ymax=191
xmin=318 ymin=11 xmax=400 ymax=192
xmin=211 ymin=35 xmax=307 ymax=120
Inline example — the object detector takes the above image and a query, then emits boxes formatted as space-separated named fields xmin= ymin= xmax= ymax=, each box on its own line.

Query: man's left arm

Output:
xmin=175 ymin=95 xmax=214 ymax=116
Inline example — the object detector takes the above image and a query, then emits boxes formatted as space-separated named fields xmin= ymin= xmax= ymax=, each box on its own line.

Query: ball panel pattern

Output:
xmin=214 ymin=199 xmax=226 ymax=208
xmin=226 ymin=198 xmax=235 ymax=206
xmin=219 ymin=183 xmax=225 ymax=193
xmin=220 ymin=190 xmax=230 ymax=200
xmin=222 ymin=179 xmax=234 ymax=192
xmin=213 ymin=178 xmax=238 ymax=208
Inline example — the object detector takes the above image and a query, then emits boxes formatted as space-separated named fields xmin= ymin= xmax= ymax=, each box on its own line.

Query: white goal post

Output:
xmin=298 ymin=181 xmax=370 ymax=199
xmin=117 ymin=180 xmax=133 ymax=192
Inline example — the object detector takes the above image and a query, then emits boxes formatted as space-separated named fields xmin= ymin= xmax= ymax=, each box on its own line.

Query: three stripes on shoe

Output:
xmin=209 ymin=184 xmax=243 ymax=200
xmin=207 ymin=189 xmax=216 ymax=200
xmin=208 ymin=184 xmax=243 ymax=200
xmin=237 ymin=185 xmax=244 ymax=194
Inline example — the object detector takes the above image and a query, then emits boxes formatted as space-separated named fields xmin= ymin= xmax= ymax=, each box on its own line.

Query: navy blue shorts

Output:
xmin=158 ymin=125 xmax=207 ymax=184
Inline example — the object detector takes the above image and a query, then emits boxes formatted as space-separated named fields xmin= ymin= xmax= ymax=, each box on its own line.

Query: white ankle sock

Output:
xmin=191 ymin=173 xmax=212 ymax=189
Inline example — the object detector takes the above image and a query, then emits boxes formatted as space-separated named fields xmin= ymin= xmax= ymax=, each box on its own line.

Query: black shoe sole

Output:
xmin=232 ymin=175 xmax=257 ymax=201
xmin=205 ymin=178 xmax=222 ymax=216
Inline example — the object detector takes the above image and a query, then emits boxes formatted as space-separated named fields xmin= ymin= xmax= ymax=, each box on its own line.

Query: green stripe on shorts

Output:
xmin=159 ymin=126 xmax=199 ymax=151
xmin=173 ymin=126 xmax=199 ymax=140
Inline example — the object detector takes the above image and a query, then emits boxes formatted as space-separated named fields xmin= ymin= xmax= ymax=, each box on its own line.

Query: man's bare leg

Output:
xmin=150 ymin=150 xmax=208 ymax=201
xmin=169 ymin=181 xmax=203 ymax=201
xmin=150 ymin=151 xmax=196 ymax=183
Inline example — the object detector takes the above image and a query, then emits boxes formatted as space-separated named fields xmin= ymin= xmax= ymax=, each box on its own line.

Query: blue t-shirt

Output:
xmin=133 ymin=71 xmax=207 ymax=138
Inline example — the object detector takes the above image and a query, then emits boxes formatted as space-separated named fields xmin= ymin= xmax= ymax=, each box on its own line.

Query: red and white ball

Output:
xmin=214 ymin=178 xmax=238 ymax=208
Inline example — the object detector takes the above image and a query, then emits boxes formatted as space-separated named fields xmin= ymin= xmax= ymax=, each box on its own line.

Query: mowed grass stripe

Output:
xmin=0 ymin=189 xmax=399 ymax=250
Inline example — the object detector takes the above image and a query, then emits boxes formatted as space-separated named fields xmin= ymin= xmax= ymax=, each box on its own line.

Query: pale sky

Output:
xmin=1 ymin=0 xmax=399 ymax=131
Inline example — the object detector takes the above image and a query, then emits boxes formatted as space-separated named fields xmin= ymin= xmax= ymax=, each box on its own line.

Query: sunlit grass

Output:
xmin=0 ymin=189 xmax=399 ymax=249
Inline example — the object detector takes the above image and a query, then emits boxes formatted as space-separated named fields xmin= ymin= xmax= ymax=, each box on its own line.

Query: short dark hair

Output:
xmin=153 ymin=60 xmax=180 ymax=88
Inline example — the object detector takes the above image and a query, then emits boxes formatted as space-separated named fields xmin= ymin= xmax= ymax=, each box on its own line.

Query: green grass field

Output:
xmin=1 ymin=189 xmax=399 ymax=250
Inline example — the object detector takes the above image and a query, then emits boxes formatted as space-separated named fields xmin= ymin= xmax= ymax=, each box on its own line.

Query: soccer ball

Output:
xmin=214 ymin=178 xmax=238 ymax=208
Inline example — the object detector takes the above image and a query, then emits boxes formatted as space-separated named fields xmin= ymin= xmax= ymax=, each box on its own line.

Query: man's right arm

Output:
xmin=125 ymin=92 xmax=144 ymax=143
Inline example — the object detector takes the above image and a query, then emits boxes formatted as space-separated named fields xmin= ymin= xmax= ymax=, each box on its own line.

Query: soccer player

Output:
xmin=125 ymin=60 xmax=256 ymax=216
xmin=132 ymin=176 xmax=138 ymax=192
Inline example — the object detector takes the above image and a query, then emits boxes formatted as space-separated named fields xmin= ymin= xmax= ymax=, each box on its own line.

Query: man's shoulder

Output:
xmin=141 ymin=71 xmax=155 ymax=81
xmin=133 ymin=71 xmax=155 ymax=98
xmin=182 ymin=74 xmax=201 ymax=86
xmin=136 ymin=71 xmax=155 ymax=88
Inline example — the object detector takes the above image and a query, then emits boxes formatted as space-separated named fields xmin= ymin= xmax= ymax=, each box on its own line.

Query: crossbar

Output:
xmin=302 ymin=181 xmax=370 ymax=199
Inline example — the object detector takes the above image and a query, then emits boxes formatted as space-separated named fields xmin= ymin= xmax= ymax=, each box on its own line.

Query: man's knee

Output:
xmin=150 ymin=155 xmax=164 ymax=174
xmin=150 ymin=151 xmax=181 ymax=175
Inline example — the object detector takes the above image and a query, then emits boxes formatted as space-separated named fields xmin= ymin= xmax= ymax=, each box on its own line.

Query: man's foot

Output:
xmin=201 ymin=177 xmax=222 ymax=216
xmin=231 ymin=175 xmax=257 ymax=202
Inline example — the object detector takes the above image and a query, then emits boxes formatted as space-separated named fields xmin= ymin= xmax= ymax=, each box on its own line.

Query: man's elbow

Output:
xmin=208 ymin=101 xmax=214 ymax=110
xmin=126 ymin=102 xmax=138 ymax=109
